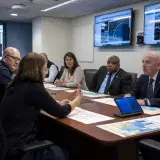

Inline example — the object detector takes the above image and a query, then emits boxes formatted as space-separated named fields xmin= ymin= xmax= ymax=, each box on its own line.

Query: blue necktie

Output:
xmin=104 ymin=73 xmax=112 ymax=94
xmin=147 ymin=78 xmax=154 ymax=98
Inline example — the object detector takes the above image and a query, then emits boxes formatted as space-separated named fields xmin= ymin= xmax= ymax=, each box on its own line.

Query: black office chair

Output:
xmin=0 ymin=120 xmax=53 ymax=160
xmin=84 ymin=69 xmax=98 ymax=89
xmin=139 ymin=139 xmax=160 ymax=160
xmin=0 ymin=121 xmax=7 ymax=160
xmin=128 ymin=72 xmax=138 ymax=88
xmin=59 ymin=66 xmax=65 ymax=79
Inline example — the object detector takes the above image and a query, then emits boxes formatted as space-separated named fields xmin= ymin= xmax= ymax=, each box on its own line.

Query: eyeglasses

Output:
xmin=6 ymin=55 xmax=21 ymax=62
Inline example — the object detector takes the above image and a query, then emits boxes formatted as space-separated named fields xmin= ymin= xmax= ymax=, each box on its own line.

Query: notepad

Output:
xmin=92 ymin=98 xmax=116 ymax=106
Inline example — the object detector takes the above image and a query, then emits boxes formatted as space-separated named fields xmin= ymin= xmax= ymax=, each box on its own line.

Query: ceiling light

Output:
xmin=11 ymin=4 xmax=25 ymax=9
xmin=11 ymin=13 xmax=18 ymax=16
xmin=41 ymin=0 xmax=78 ymax=12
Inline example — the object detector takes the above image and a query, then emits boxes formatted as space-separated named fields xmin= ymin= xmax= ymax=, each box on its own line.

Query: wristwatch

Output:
xmin=144 ymin=99 xmax=150 ymax=106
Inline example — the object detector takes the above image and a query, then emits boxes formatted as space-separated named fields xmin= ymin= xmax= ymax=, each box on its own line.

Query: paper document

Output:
xmin=44 ymin=83 xmax=55 ymax=88
xmin=98 ymin=115 xmax=160 ymax=137
xmin=44 ymin=83 xmax=69 ymax=91
xmin=66 ymin=90 xmax=108 ymax=98
xmin=92 ymin=98 xmax=116 ymax=106
xmin=68 ymin=107 xmax=114 ymax=124
xmin=142 ymin=106 xmax=160 ymax=115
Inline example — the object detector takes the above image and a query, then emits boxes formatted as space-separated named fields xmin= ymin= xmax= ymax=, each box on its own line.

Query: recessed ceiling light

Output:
xmin=41 ymin=0 xmax=78 ymax=12
xmin=11 ymin=13 xmax=18 ymax=16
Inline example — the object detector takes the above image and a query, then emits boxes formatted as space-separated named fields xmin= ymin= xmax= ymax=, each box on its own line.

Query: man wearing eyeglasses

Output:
xmin=0 ymin=47 xmax=21 ymax=103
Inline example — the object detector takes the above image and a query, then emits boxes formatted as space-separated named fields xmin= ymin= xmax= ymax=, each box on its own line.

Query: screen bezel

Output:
xmin=144 ymin=2 xmax=160 ymax=45
xmin=114 ymin=97 xmax=143 ymax=116
xmin=94 ymin=8 xmax=133 ymax=47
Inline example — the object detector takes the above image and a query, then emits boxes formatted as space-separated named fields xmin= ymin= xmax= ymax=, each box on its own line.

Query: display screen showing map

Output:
xmin=94 ymin=9 xmax=132 ymax=47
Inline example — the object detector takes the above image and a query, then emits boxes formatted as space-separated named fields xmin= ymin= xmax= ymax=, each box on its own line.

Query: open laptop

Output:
xmin=114 ymin=97 xmax=143 ymax=117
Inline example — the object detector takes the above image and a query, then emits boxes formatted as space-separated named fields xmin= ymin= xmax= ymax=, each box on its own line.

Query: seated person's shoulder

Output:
xmin=75 ymin=66 xmax=83 ymax=72
xmin=139 ymin=74 xmax=148 ymax=80
xmin=98 ymin=66 xmax=107 ymax=72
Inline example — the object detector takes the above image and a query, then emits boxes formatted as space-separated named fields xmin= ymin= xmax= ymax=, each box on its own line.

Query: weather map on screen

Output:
xmin=144 ymin=3 xmax=160 ymax=45
xmin=94 ymin=9 xmax=132 ymax=47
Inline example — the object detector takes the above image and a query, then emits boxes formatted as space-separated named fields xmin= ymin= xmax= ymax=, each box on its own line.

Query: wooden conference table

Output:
xmin=38 ymin=89 xmax=160 ymax=160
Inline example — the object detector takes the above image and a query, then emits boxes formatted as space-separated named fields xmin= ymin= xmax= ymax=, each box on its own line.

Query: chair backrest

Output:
xmin=0 ymin=121 xmax=7 ymax=160
xmin=58 ymin=66 xmax=65 ymax=79
xmin=84 ymin=69 xmax=98 ymax=89
xmin=128 ymin=72 xmax=138 ymax=88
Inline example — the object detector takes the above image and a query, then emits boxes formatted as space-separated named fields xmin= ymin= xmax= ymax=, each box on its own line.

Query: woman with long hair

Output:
xmin=55 ymin=52 xmax=88 ymax=90
xmin=0 ymin=52 xmax=82 ymax=159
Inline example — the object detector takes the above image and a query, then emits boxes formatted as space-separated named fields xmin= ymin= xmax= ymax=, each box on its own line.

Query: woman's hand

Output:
xmin=60 ymin=99 xmax=70 ymax=105
xmin=54 ymin=80 xmax=64 ymax=87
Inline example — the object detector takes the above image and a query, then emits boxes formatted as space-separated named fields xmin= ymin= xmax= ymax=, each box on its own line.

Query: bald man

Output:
xmin=0 ymin=47 xmax=20 ymax=102
xmin=133 ymin=52 xmax=160 ymax=107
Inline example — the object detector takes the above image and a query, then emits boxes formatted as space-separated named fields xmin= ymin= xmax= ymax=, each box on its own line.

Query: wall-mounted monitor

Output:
xmin=144 ymin=3 xmax=160 ymax=45
xmin=94 ymin=9 xmax=133 ymax=47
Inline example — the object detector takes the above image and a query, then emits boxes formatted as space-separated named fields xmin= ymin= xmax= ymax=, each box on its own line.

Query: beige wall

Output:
xmin=71 ymin=0 xmax=160 ymax=76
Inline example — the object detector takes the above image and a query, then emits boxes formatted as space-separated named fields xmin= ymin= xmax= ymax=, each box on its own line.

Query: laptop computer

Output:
xmin=114 ymin=97 xmax=143 ymax=117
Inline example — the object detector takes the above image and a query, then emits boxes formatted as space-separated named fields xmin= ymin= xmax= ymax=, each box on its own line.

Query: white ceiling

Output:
xmin=0 ymin=0 xmax=144 ymax=21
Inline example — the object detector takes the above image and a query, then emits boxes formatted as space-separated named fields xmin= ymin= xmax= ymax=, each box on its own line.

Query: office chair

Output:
xmin=0 ymin=120 xmax=53 ymax=160
xmin=139 ymin=139 xmax=160 ymax=160
xmin=59 ymin=66 xmax=65 ymax=78
xmin=128 ymin=72 xmax=138 ymax=88
xmin=0 ymin=121 xmax=7 ymax=160
xmin=84 ymin=69 xmax=98 ymax=89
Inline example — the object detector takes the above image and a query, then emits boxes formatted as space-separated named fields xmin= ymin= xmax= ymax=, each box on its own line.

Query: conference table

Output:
xmin=38 ymin=88 xmax=160 ymax=160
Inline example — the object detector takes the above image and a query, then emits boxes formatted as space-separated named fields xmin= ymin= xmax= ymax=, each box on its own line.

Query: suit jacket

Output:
xmin=133 ymin=72 xmax=160 ymax=107
xmin=0 ymin=61 xmax=13 ymax=103
xmin=90 ymin=66 xmax=132 ymax=96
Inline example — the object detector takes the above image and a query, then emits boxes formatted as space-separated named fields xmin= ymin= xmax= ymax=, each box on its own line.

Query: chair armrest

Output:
xmin=139 ymin=139 xmax=160 ymax=152
xmin=20 ymin=140 xmax=53 ymax=152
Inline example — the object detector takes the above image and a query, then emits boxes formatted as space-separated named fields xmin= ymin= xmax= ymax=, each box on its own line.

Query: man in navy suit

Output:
xmin=131 ymin=52 xmax=160 ymax=107
xmin=90 ymin=55 xmax=132 ymax=96
xmin=132 ymin=53 xmax=160 ymax=160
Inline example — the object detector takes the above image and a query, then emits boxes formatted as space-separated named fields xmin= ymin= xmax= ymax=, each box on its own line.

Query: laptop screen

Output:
xmin=115 ymin=97 xmax=143 ymax=115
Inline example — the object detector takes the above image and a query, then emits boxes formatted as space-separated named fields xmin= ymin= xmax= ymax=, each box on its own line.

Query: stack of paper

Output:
xmin=44 ymin=83 xmax=70 ymax=91
xmin=68 ymin=107 xmax=114 ymax=124
xmin=66 ymin=90 xmax=108 ymax=98
xmin=98 ymin=115 xmax=160 ymax=137
xmin=92 ymin=98 xmax=116 ymax=106
xmin=142 ymin=106 xmax=160 ymax=115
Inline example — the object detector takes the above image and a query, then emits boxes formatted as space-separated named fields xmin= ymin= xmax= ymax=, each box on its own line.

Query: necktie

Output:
xmin=147 ymin=78 xmax=154 ymax=98
xmin=104 ymin=73 xmax=112 ymax=94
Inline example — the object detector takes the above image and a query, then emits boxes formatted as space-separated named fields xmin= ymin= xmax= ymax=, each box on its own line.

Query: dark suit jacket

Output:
xmin=133 ymin=72 xmax=160 ymax=107
xmin=0 ymin=61 xmax=13 ymax=103
xmin=90 ymin=66 xmax=132 ymax=96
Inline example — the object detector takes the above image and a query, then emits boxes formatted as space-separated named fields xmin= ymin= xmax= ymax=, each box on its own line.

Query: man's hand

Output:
xmin=137 ymin=99 xmax=145 ymax=106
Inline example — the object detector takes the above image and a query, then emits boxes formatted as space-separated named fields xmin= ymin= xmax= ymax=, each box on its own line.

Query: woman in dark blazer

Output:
xmin=0 ymin=52 xmax=82 ymax=159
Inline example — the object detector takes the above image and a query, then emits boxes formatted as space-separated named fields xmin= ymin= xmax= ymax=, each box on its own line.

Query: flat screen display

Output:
xmin=144 ymin=3 xmax=160 ymax=45
xmin=94 ymin=9 xmax=132 ymax=47
xmin=115 ymin=97 xmax=143 ymax=115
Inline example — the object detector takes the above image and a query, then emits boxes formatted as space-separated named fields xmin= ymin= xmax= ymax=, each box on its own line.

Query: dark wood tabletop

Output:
xmin=41 ymin=89 xmax=160 ymax=145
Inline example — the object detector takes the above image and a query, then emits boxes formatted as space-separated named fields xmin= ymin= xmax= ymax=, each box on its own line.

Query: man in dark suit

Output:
xmin=0 ymin=47 xmax=20 ymax=103
xmin=131 ymin=52 xmax=160 ymax=107
xmin=131 ymin=53 xmax=160 ymax=160
xmin=90 ymin=55 xmax=132 ymax=96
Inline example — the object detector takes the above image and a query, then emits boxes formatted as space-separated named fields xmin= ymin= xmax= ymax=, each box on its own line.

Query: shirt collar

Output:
xmin=150 ymin=72 xmax=158 ymax=82
xmin=108 ymin=68 xmax=119 ymax=76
